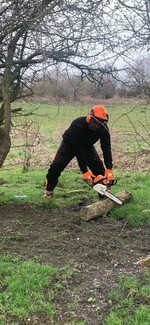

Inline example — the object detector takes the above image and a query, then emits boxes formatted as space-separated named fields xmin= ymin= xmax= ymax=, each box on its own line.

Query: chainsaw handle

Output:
xmin=94 ymin=178 xmax=117 ymax=186
xmin=104 ymin=179 xmax=117 ymax=186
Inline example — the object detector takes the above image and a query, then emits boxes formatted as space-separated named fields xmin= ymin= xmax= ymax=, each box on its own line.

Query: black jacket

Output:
xmin=63 ymin=117 xmax=113 ymax=173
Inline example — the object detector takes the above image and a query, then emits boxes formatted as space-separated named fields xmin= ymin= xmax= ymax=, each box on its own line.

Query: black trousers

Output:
xmin=46 ymin=140 xmax=105 ymax=191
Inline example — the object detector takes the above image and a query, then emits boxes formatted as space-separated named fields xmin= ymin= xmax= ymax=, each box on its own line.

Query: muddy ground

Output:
xmin=0 ymin=202 xmax=149 ymax=325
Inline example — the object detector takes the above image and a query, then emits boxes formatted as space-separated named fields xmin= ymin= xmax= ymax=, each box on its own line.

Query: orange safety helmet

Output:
xmin=86 ymin=105 xmax=108 ymax=123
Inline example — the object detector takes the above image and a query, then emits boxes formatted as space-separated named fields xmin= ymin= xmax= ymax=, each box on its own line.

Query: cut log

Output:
xmin=79 ymin=189 xmax=132 ymax=221
xmin=135 ymin=256 xmax=150 ymax=268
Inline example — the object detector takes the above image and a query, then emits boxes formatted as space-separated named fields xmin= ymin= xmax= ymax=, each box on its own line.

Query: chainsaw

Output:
xmin=93 ymin=180 xmax=122 ymax=205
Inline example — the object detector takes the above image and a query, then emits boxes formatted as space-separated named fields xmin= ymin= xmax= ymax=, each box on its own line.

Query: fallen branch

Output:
xmin=79 ymin=189 xmax=132 ymax=221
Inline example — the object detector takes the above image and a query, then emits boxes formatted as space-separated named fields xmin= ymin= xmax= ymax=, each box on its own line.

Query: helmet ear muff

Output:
xmin=86 ymin=108 xmax=94 ymax=123
xmin=86 ymin=114 xmax=92 ymax=123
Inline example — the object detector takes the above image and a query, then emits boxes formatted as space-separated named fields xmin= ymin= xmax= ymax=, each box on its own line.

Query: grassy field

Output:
xmin=0 ymin=100 xmax=150 ymax=325
xmin=0 ymin=255 xmax=149 ymax=325
xmin=0 ymin=168 xmax=150 ymax=228
xmin=0 ymin=255 xmax=74 ymax=325
xmin=8 ymin=100 xmax=150 ymax=168
xmin=0 ymin=100 xmax=150 ymax=227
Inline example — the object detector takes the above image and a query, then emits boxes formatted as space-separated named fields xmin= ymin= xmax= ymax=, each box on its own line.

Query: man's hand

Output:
xmin=83 ymin=171 xmax=95 ymax=186
xmin=104 ymin=169 xmax=114 ymax=181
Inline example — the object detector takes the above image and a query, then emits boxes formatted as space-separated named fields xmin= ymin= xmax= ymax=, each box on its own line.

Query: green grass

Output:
xmin=11 ymin=101 xmax=150 ymax=133
xmin=0 ymin=168 xmax=149 ymax=227
xmin=109 ymin=172 xmax=150 ymax=227
xmin=0 ymin=255 xmax=74 ymax=325
xmin=10 ymin=102 xmax=150 ymax=159
xmin=109 ymin=106 xmax=150 ymax=132
xmin=11 ymin=102 xmax=88 ymax=136
xmin=0 ymin=255 xmax=149 ymax=325
xmin=8 ymin=102 xmax=91 ymax=169
xmin=0 ymin=167 xmax=89 ymax=207
xmin=106 ymin=271 xmax=150 ymax=325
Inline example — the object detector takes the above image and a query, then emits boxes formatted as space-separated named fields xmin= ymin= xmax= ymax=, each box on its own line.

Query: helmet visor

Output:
xmin=88 ymin=116 xmax=108 ymax=131
xmin=92 ymin=115 xmax=108 ymax=124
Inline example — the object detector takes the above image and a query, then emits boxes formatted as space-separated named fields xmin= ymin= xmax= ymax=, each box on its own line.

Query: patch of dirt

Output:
xmin=0 ymin=203 xmax=149 ymax=325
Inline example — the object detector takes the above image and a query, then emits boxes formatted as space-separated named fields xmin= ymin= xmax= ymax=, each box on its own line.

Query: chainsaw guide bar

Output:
xmin=93 ymin=183 xmax=123 ymax=205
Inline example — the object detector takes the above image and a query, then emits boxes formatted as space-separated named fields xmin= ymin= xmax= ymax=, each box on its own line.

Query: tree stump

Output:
xmin=79 ymin=189 xmax=132 ymax=221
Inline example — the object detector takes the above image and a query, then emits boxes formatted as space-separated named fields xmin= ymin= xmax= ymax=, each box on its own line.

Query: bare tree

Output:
xmin=0 ymin=0 xmax=150 ymax=166
xmin=123 ymin=55 xmax=150 ymax=97
xmin=0 ymin=0 xmax=65 ymax=166
xmin=0 ymin=0 xmax=114 ymax=166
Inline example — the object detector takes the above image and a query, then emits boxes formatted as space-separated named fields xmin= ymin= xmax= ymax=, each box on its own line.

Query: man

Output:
xmin=44 ymin=104 xmax=115 ymax=198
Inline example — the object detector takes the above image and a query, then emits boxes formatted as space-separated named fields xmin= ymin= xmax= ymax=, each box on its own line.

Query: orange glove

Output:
xmin=83 ymin=171 xmax=95 ymax=186
xmin=104 ymin=169 xmax=114 ymax=181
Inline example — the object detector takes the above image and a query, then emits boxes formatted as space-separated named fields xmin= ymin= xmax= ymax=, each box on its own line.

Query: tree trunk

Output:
xmin=0 ymin=37 xmax=16 ymax=167
xmin=79 ymin=189 xmax=132 ymax=221
xmin=0 ymin=129 xmax=11 ymax=167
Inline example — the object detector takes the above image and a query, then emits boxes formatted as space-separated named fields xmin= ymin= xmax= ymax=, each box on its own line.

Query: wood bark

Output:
xmin=135 ymin=256 xmax=150 ymax=268
xmin=0 ymin=129 xmax=11 ymax=167
xmin=79 ymin=189 xmax=132 ymax=221
xmin=0 ymin=47 xmax=13 ymax=167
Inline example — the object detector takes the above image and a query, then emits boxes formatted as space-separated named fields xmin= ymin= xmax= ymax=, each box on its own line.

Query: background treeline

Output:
xmin=33 ymin=55 xmax=150 ymax=102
